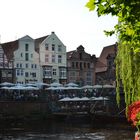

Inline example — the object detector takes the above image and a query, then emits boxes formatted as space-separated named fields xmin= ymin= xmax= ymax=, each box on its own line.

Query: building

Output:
xmin=95 ymin=44 xmax=117 ymax=85
xmin=67 ymin=45 xmax=97 ymax=86
xmin=35 ymin=32 xmax=67 ymax=84
xmin=0 ymin=45 xmax=14 ymax=83
xmin=2 ymin=35 xmax=41 ymax=84
xmin=1 ymin=32 xmax=67 ymax=84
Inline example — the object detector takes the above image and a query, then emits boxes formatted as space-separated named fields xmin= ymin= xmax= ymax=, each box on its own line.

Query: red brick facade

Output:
xmin=67 ymin=45 xmax=97 ymax=86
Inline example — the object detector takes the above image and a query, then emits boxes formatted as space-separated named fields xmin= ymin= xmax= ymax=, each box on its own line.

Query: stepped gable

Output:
xmin=1 ymin=40 xmax=18 ymax=61
xmin=77 ymin=45 xmax=84 ymax=52
xmin=35 ymin=35 xmax=48 ymax=53
xmin=67 ymin=45 xmax=92 ymax=60
xmin=96 ymin=44 xmax=116 ymax=73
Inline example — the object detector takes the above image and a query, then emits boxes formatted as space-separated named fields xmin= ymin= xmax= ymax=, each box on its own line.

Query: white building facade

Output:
xmin=14 ymin=35 xmax=41 ymax=84
xmin=37 ymin=32 xmax=67 ymax=84
xmin=1 ymin=32 xmax=67 ymax=84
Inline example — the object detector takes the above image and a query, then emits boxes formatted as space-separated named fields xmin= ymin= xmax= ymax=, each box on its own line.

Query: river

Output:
xmin=0 ymin=118 xmax=135 ymax=140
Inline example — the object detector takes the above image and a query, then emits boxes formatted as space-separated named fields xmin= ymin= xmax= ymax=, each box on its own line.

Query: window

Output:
xmin=76 ymin=62 xmax=78 ymax=68
xmin=34 ymin=64 xmax=37 ymax=69
xmin=16 ymin=63 xmax=19 ymax=68
xmin=31 ymin=64 xmax=34 ymax=69
xmin=20 ymin=63 xmax=22 ymax=68
xmin=87 ymin=63 xmax=90 ymax=68
xmin=25 ymin=72 xmax=29 ymax=77
xmin=21 ymin=70 xmax=24 ymax=76
xmin=59 ymin=67 xmax=66 ymax=78
xmin=84 ymin=62 xmax=86 ymax=68
xmin=32 ymin=72 xmax=36 ymax=77
xmin=58 ymin=45 xmax=62 ymax=51
xmin=31 ymin=54 xmax=33 ymax=58
xmin=0 ymin=62 xmax=3 ymax=67
xmin=25 ymin=53 xmax=29 ymax=61
xmin=86 ymin=72 xmax=92 ymax=82
xmin=21 ymin=53 xmax=23 ymax=57
xmin=45 ymin=43 xmax=49 ymax=50
xmin=16 ymin=69 xmax=20 ymax=76
xmin=52 ymin=44 xmax=55 ymax=51
xmin=70 ymin=71 xmax=76 ymax=76
xmin=53 ymin=69 xmax=56 ymax=75
xmin=26 ymin=63 xmax=28 ymax=68
xmin=8 ymin=71 xmax=12 ymax=75
xmin=72 ymin=62 xmax=74 ymax=68
xmin=52 ymin=55 xmax=55 ymax=63
xmin=80 ymin=62 xmax=82 ymax=70
xmin=25 ymin=44 xmax=29 ymax=51
xmin=58 ymin=55 xmax=62 ymax=63
xmin=16 ymin=70 xmax=25 ymax=77
xmin=45 ymin=54 xmax=49 ymax=62
xmin=44 ymin=67 xmax=52 ymax=77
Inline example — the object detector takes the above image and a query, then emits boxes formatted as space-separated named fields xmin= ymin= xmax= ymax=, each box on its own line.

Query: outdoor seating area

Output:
xmin=0 ymin=82 xmax=117 ymax=115
xmin=0 ymin=82 xmax=43 ymax=101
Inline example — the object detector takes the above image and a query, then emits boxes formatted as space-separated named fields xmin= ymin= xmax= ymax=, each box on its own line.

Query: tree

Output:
xmin=86 ymin=0 xmax=140 ymax=108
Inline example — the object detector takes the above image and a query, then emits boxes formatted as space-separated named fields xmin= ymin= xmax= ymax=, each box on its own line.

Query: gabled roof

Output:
xmin=19 ymin=35 xmax=34 ymax=41
xmin=35 ymin=35 xmax=48 ymax=53
xmin=95 ymin=44 xmax=116 ymax=73
xmin=2 ymin=40 xmax=18 ymax=61
xmin=98 ymin=44 xmax=116 ymax=65
xmin=67 ymin=45 xmax=93 ymax=60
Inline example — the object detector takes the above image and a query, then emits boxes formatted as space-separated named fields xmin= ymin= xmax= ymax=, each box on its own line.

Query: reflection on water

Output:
xmin=0 ymin=119 xmax=135 ymax=140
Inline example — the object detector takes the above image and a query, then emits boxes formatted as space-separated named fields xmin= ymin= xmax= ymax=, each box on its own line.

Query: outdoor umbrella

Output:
xmin=65 ymin=82 xmax=79 ymax=87
xmin=92 ymin=85 xmax=102 ymax=88
xmin=103 ymin=84 xmax=115 ymax=88
xmin=50 ymin=82 xmax=62 ymax=87
xmin=0 ymin=82 xmax=14 ymax=87
xmin=81 ymin=85 xmax=93 ymax=89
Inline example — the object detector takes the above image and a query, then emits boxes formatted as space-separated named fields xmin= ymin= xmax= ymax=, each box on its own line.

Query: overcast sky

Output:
xmin=0 ymin=0 xmax=117 ymax=57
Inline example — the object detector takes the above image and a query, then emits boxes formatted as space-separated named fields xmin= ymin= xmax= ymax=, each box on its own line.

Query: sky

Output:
xmin=0 ymin=0 xmax=118 ymax=57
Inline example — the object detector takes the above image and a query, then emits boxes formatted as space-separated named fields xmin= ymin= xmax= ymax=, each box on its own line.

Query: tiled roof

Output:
xmin=1 ymin=35 xmax=49 ymax=60
xmin=2 ymin=40 xmax=18 ymax=61
xmin=35 ymin=36 xmax=48 ymax=53
xmin=67 ymin=50 xmax=76 ymax=59
xmin=67 ymin=45 xmax=93 ymax=60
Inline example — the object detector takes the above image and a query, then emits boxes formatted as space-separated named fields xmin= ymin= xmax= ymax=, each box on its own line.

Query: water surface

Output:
xmin=0 ymin=119 xmax=135 ymax=140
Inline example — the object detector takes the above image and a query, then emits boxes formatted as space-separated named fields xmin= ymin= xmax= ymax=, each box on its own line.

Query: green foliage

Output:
xmin=86 ymin=0 xmax=96 ymax=11
xmin=86 ymin=0 xmax=140 ymax=108
xmin=104 ymin=30 xmax=115 ymax=37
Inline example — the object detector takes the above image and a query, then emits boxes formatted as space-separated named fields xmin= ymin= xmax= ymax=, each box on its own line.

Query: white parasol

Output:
xmin=65 ymin=82 xmax=79 ymax=87
xmin=103 ymin=84 xmax=115 ymax=88
xmin=0 ymin=82 xmax=14 ymax=86
xmin=81 ymin=85 xmax=93 ymax=89
xmin=92 ymin=85 xmax=102 ymax=88
xmin=50 ymin=82 xmax=62 ymax=87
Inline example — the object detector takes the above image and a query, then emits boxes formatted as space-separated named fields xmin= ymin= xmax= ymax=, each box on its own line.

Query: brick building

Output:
xmin=95 ymin=44 xmax=117 ymax=85
xmin=67 ymin=45 xmax=97 ymax=86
